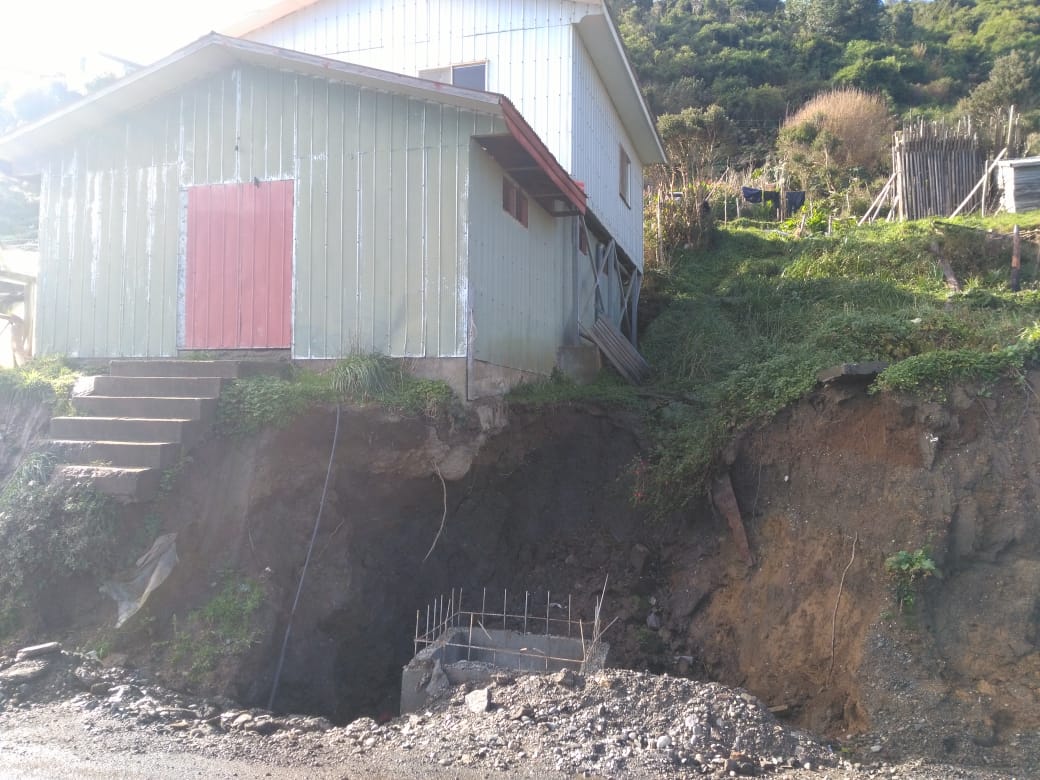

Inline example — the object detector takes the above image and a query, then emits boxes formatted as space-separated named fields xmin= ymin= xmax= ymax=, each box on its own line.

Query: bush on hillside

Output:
xmin=778 ymin=88 xmax=893 ymax=194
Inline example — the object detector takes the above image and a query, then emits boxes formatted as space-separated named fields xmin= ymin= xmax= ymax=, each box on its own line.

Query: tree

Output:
xmin=958 ymin=49 xmax=1037 ymax=123
xmin=657 ymin=105 xmax=738 ymax=186
xmin=786 ymin=0 xmax=884 ymax=42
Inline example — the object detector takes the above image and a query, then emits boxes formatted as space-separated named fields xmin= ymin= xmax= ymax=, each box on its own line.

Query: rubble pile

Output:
xmin=0 ymin=642 xmax=1020 ymax=779
xmin=365 ymin=667 xmax=841 ymax=776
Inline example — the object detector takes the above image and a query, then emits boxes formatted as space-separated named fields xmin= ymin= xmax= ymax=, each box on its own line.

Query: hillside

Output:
xmin=614 ymin=0 xmax=1040 ymax=159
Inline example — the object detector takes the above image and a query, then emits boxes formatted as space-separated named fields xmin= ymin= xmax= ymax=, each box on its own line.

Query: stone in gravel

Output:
xmin=90 ymin=682 xmax=112 ymax=697
xmin=554 ymin=669 xmax=577 ymax=688
xmin=465 ymin=687 xmax=493 ymax=713
xmin=16 ymin=643 xmax=61 ymax=661
xmin=0 ymin=659 xmax=52 ymax=684
xmin=506 ymin=704 xmax=533 ymax=720
xmin=248 ymin=718 xmax=280 ymax=736
xmin=656 ymin=734 xmax=672 ymax=749
xmin=106 ymin=684 xmax=140 ymax=703
xmin=725 ymin=757 xmax=762 ymax=776
xmin=232 ymin=713 xmax=254 ymax=728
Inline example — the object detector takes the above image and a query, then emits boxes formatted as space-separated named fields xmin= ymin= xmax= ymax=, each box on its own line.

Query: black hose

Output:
xmin=267 ymin=403 xmax=341 ymax=711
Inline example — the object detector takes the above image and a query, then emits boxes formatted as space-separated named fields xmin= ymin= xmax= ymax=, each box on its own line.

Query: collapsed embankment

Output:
xmin=3 ymin=376 xmax=1040 ymax=772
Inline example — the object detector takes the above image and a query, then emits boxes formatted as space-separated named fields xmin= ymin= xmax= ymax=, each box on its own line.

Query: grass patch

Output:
xmin=628 ymin=211 xmax=1040 ymax=512
xmin=217 ymin=370 xmax=335 ymax=436
xmin=508 ymin=370 xmax=640 ymax=407
xmin=218 ymin=357 xmax=461 ymax=435
xmin=329 ymin=353 xmax=459 ymax=417
xmin=169 ymin=572 xmax=264 ymax=681
xmin=0 ymin=356 xmax=80 ymax=413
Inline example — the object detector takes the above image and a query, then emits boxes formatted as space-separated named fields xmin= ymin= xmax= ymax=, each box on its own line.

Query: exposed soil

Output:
xmin=3 ymin=373 xmax=1040 ymax=776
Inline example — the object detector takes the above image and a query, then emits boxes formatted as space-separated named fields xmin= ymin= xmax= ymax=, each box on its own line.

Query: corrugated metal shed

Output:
xmin=0 ymin=35 xmax=592 ymax=381
xmin=997 ymin=157 xmax=1040 ymax=214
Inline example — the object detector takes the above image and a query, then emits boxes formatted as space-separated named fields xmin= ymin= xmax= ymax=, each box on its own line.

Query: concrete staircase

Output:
xmin=48 ymin=359 xmax=285 ymax=502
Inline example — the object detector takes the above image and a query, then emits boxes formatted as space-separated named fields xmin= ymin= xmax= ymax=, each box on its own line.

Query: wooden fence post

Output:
xmin=1011 ymin=224 xmax=1021 ymax=292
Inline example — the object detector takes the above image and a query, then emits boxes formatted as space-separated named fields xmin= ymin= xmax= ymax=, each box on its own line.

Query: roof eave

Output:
xmin=576 ymin=5 xmax=666 ymax=166
xmin=0 ymin=34 xmax=509 ymax=167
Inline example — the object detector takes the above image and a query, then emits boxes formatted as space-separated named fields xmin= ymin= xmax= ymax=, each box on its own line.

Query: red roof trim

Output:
xmin=497 ymin=97 xmax=587 ymax=216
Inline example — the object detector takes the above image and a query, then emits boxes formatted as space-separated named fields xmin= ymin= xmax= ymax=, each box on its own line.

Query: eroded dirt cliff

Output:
xmin=5 ymin=377 xmax=1040 ymax=773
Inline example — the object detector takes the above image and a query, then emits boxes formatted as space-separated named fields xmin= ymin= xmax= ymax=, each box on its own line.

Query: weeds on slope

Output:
xmin=531 ymin=212 xmax=1040 ymax=515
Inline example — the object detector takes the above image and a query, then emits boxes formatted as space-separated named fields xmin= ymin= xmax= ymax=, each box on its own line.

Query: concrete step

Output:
xmin=48 ymin=439 xmax=182 ymax=470
xmin=85 ymin=375 xmax=225 ymax=399
xmin=50 ymin=416 xmax=205 ymax=447
xmin=71 ymin=395 xmax=218 ymax=422
xmin=109 ymin=359 xmax=290 ymax=379
xmin=60 ymin=464 xmax=160 ymax=502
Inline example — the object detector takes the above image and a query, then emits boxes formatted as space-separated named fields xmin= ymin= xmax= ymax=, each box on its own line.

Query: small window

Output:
xmin=619 ymin=145 xmax=631 ymax=207
xmin=452 ymin=63 xmax=486 ymax=90
xmin=420 ymin=62 xmax=487 ymax=91
xmin=502 ymin=178 xmax=528 ymax=228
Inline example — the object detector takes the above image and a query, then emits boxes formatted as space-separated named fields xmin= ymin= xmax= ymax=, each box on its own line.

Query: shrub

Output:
xmin=884 ymin=549 xmax=939 ymax=613
xmin=778 ymin=88 xmax=893 ymax=192
xmin=0 ymin=452 xmax=118 ymax=601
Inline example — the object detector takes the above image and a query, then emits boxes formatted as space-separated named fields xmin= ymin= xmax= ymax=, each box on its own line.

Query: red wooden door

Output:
xmin=184 ymin=180 xmax=293 ymax=349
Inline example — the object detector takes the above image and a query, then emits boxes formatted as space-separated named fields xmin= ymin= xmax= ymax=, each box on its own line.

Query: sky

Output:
xmin=0 ymin=1 xmax=270 ymax=91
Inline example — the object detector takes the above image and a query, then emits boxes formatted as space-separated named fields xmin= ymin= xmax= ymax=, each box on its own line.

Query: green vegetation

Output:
xmin=218 ymin=357 xmax=459 ymax=435
xmin=618 ymin=0 xmax=1039 ymax=237
xmin=508 ymin=369 xmax=640 ymax=407
xmin=0 ymin=451 xmax=118 ymax=632
xmin=0 ymin=356 xmax=80 ymax=412
xmin=549 ymin=212 xmax=1040 ymax=514
xmin=217 ymin=370 xmax=335 ymax=435
xmin=616 ymin=0 xmax=1040 ymax=158
xmin=169 ymin=572 xmax=264 ymax=681
xmin=884 ymin=548 xmax=940 ymax=613
xmin=329 ymin=353 xmax=460 ymax=417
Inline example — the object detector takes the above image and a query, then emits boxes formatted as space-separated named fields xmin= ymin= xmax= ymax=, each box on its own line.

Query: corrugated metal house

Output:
xmin=226 ymin=0 xmax=666 ymax=269
xmin=996 ymin=157 xmax=1040 ymax=214
xmin=0 ymin=35 xmax=615 ymax=396
xmin=0 ymin=0 xmax=665 ymax=398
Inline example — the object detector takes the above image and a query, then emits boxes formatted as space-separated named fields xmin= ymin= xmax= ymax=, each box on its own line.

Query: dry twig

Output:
xmin=828 ymin=532 xmax=858 ymax=682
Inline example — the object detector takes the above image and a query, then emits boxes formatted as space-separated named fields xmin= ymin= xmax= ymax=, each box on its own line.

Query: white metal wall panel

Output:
xmin=570 ymin=29 xmax=644 ymax=267
xmin=246 ymin=0 xmax=583 ymax=171
xmin=467 ymin=144 xmax=575 ymax=375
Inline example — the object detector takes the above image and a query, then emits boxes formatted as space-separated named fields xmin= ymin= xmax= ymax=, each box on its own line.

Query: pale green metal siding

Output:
xmin=467 ymin=145 xmax=577 ymax=375
xmin=36 ymin=65 xmax=490 ymax=359
xmin=37 ymin=67 xmax=296 ymax=357
xmin=292 ymin=81 xmax=500 ymax=358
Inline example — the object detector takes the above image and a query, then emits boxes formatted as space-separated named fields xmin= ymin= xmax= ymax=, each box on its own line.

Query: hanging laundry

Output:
xmin=786 ymin=191 xmax=806 ymax=212
xmin=741 ymin=186 xmax=762 ymax=204
xmin=763 ymin=190 xmax=781 ymax=209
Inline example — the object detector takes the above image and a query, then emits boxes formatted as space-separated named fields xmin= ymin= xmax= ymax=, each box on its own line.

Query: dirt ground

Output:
xmin=3 ymin=373 xmax=1040 ymax=776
